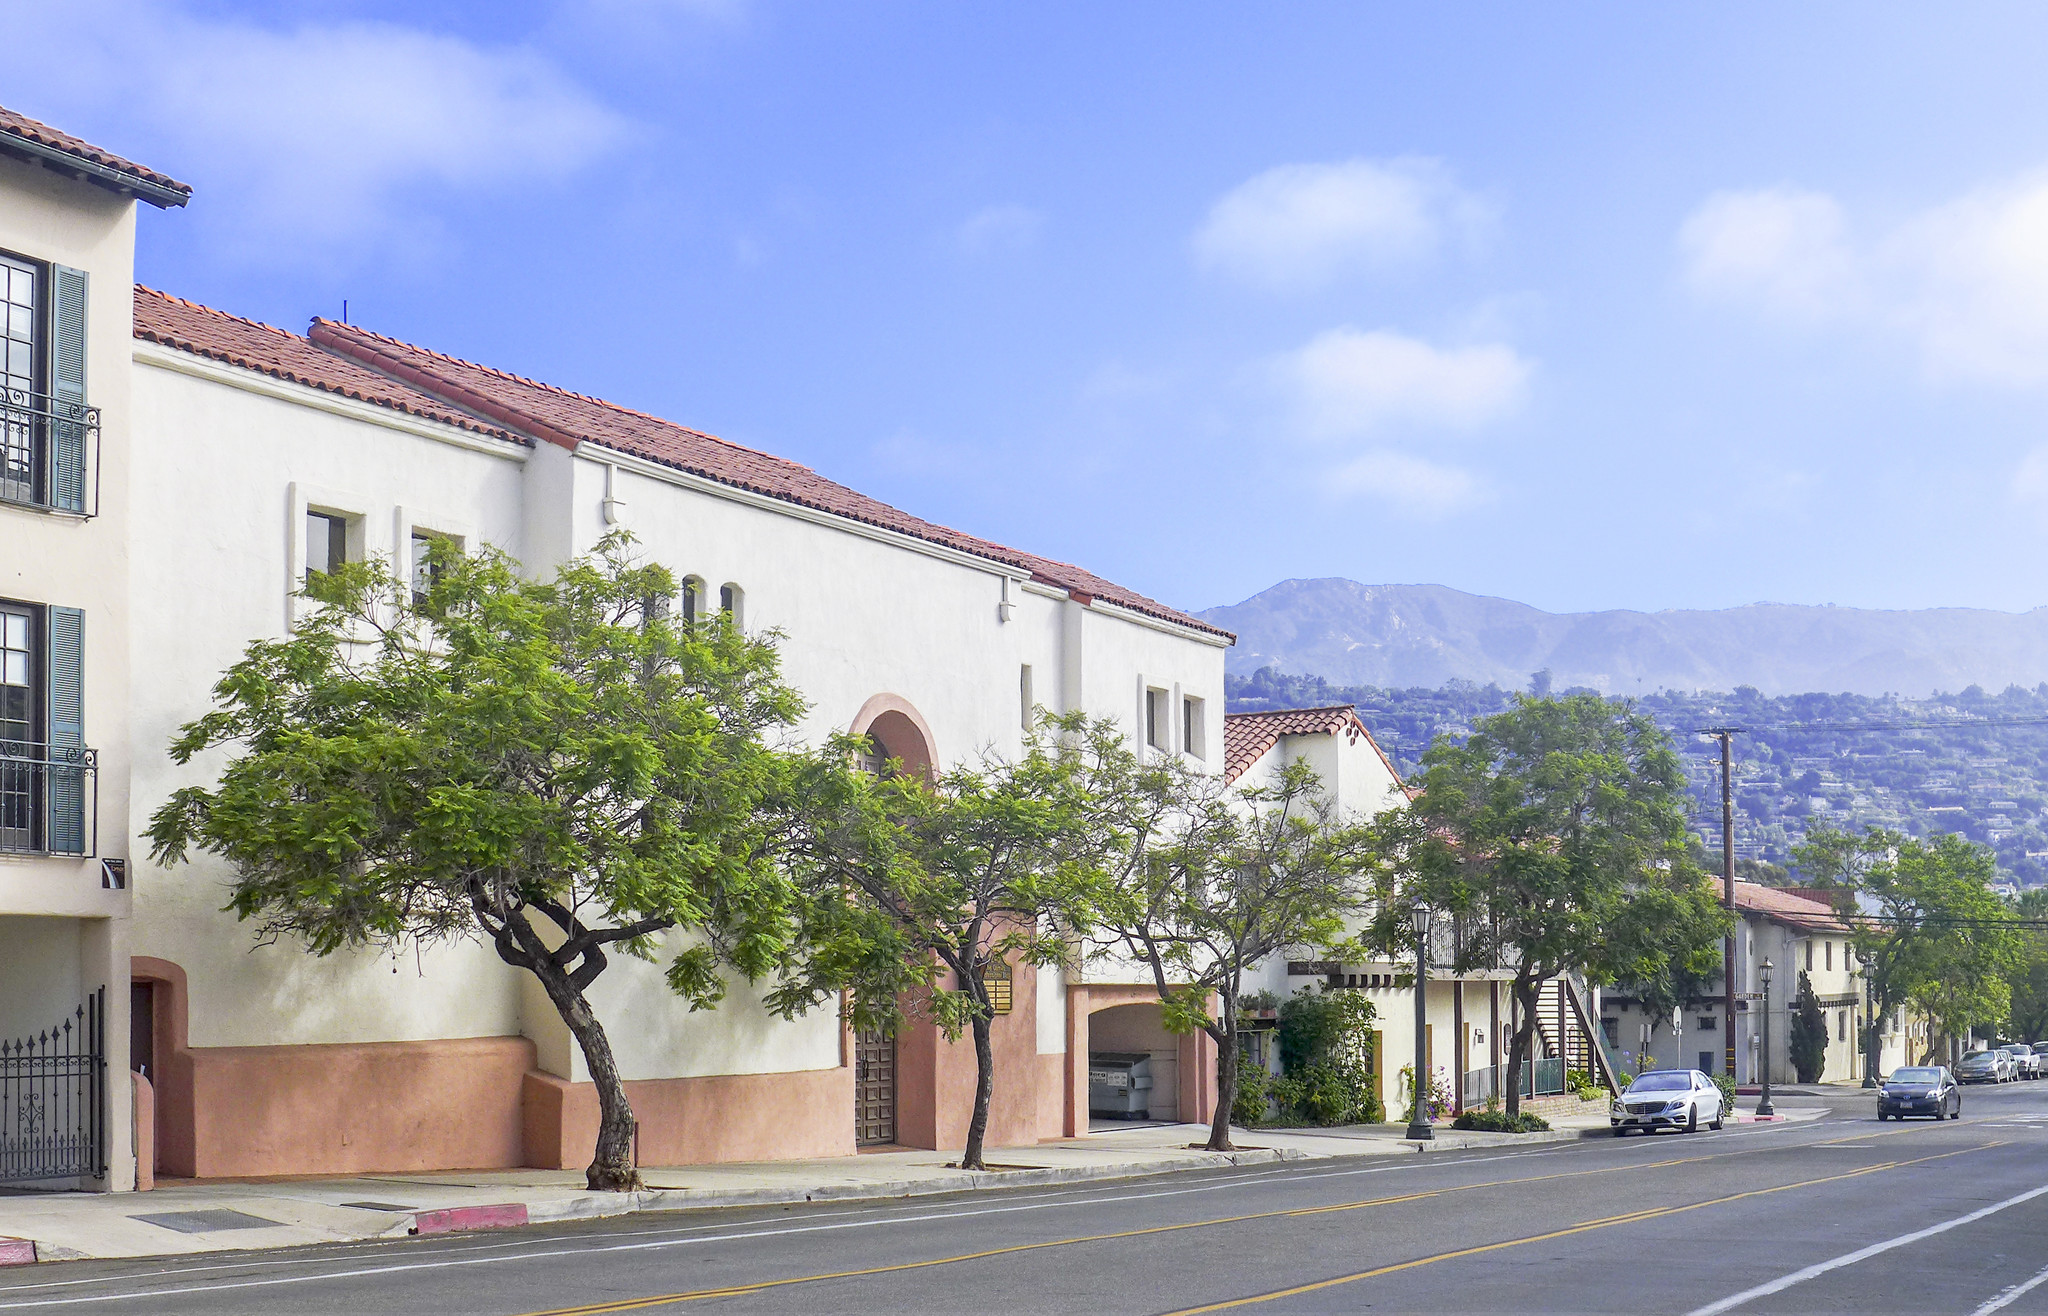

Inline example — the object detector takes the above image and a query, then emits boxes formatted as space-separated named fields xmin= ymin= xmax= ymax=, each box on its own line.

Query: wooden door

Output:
xmin=854 ymin=1029 xmax=896 ymax=1147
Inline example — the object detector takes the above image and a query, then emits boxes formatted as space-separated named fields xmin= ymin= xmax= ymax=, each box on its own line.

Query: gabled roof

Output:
xmin=1222 ymin=703 xmax=1405 ymax=788
xmin=1732 ymin=880 xmax=1854 ymax=935
xmin=305 ymin=318 xmax=1228 ymax=639
xmin=0 ymin=105 xmax=189 ymax=209
xmin=133 ymin=289 xmax=518 ymax=444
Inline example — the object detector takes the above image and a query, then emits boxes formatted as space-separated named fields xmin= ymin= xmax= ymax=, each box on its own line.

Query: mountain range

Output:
xmin=1199 ymin=580 xmax=2048 ymax=698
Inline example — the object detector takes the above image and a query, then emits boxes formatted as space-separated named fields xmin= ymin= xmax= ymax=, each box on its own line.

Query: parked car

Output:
xmin=2033 ymin=1042 xmax=2048 ymax=1067
xmin=1877 ymin=1066 xmax=1961 ymax=1120
xmin=1611 ymin=1069 xmax=1724 ymax=1135
xmin=2001 ymin=1044 xmax=2041 ymax=1079
xmin=1957 ymin=1049 xmax=2012 ymax=1084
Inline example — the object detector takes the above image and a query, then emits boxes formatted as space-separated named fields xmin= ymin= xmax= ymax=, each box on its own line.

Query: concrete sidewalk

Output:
xmin=0 ymin=1102 xmax=1814 ymax=1265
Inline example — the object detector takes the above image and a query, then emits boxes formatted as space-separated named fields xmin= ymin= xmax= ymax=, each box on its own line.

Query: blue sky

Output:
xmin=17 ymin=2 xmax=2048 ymax=616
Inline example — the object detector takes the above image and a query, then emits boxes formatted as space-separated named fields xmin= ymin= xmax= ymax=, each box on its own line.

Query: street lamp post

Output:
xmin=1861 ymin=972 xmax=1879 ymax=1090
xmin=1406 ymin=903 xmax=1434 ymax=1142
xmin=1756 ymin=958 xmax=1777 ymax=1118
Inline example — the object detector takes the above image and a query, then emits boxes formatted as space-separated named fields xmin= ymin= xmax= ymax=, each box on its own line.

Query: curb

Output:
xmin=409 ymin=1204 xmax=529 ymax=1236
xmin=0 ymin=1239 xmax=34 ymax=1268
xmin=525 ymin=1147 xmax=1315 ymax=1223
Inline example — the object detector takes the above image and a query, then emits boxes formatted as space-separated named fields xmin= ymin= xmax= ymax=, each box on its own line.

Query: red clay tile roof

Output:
xmin=306 ymin=318 xmax=1229 ymax=639
xmin=1222 ymin=704 xmax=1405 ymax=788
xmin=0 ymin=106 xmax=189 ymax=208
xmin=1732 ymin=880 xmax=1854 ymax=935
xmin=133 ymin=288 xmax=518 ymax=444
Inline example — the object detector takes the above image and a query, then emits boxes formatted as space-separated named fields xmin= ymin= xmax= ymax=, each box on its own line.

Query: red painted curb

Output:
xmin=410 ymin=1204 xmax=529 ymax=1235
xmin=0 ymin=1238 xmax=37 ymax=1267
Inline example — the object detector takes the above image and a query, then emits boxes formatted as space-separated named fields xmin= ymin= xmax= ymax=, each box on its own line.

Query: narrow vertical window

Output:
xmin=0 ymin=603 xmax=35 ymax=852
xmin=1182 ymin=695 xmax=1205 ymax=759
xmin=305 ymin=511 xmax=349 ymax=580
xmin=1019 ymin=664 xmax=1034 ymax=733
xmin=0 ymin=257 xmax=38 ymax=507
xmin=719 ymin=583 xmax=744 ymax=629
xmin=410 ymin=531 xmax=444 ymax=605
xmin=1145 ymin=687 xmax=1169 ymax=750
xmin=680 ymin=577 xmax=703 ymax=625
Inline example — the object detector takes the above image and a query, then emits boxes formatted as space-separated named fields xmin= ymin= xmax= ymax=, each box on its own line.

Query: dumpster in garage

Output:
xmin=1089 ymin=1051 xmax=1154 ymax=1119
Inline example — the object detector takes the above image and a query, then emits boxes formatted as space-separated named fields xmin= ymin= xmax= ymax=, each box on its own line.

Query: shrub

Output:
xmin=1233 ymin=1054 xmax=1274 ymax=1127
xmin=1451 ymin=1107 xmax=1552 ymax=1133
xmin=1256 ymin=987 xmax=1383 ymax=1126
xmin=1712 ymin=1070 xmax=1737 ymax=1115
xmin=1789 ymin=971 xmax=1828 ymax=1084
xmin=1567 ymin=1068 xmax=1605 ymax=1102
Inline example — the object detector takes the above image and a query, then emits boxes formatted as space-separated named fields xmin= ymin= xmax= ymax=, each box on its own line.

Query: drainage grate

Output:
xmin=339 ymin=1201 xmax=414 ymax=1212
xmin=130 ymin=1210 xmax=279 ymax=1234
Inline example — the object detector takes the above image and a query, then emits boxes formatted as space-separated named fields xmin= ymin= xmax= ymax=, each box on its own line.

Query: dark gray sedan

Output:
xmin=1877 ymin=1066 xmax=1961 ymax=1120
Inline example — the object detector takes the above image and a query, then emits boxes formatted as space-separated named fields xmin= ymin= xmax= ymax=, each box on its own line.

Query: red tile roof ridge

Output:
xmin=134 ymin=288 xmax=518 ymax=443
xmin=0 ymin=105 xmax=190 ymax=204
xmin=1225 ymin=703 xmax=1363 ymax=722
xmin=1222 ymin=703 xmax=1407 ymax=793
xmin=308 ymin=318 xmax=794 ymax=466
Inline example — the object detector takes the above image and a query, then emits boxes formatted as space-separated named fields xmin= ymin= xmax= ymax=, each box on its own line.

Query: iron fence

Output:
xmin=0 ymin=387 xmax=98 ymax=517
xmin=0 ymin=988 xmax=105 ymax=1185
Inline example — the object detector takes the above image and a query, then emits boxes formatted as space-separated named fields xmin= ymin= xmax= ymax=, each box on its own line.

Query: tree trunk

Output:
xmin=1207 ymin=1023 xmax=1237 ymax=1152
xmin=535 ymin=962 xmax=642 ymax=1191
xmin=962 ymin=1010 xmax=995 ymax=1171
xmin=1504 ymin=978 xmax=1537 ymax=1118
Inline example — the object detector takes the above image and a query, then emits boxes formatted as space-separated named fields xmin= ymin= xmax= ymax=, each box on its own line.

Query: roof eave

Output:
xmin=0 ymin=134 xmax=189 ymax=209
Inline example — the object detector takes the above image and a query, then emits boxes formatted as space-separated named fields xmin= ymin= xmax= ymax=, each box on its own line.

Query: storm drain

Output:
xmin=130 ymin=1209 xmax=279 ymax=1234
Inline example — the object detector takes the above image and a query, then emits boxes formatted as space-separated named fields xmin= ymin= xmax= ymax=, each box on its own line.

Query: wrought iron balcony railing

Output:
xmin=0 ymin=744 xmax=97 ymax=857
xmin=0 ymin=388 xmax=99 ymax=518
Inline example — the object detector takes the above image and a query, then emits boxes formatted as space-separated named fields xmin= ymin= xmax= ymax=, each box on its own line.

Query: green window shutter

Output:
xmin=49 ymin=265 xmax=87 ymax=514
xmin=46 ymin=605 xmax=85 ymax=854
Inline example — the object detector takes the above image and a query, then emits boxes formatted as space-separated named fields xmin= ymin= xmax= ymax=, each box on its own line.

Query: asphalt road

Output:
xmin=7 ymin=1083 xmax=2048 ymax=1315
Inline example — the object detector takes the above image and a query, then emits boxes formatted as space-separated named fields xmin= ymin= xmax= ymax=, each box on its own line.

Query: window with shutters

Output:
xmin=0 ymin=253 xmax=96 ymax=517
xmin=304 ymin=510 xmax=354 ymax=581
xmin=0 ymin=599 xmax=93 ymax=855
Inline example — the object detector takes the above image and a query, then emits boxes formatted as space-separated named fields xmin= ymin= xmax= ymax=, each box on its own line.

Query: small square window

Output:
xmin=306 ymin=511 xmax=349 ymax=579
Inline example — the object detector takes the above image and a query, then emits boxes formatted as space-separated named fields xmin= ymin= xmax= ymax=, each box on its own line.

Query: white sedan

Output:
xmin=1612 ymin=1069 xmax=1725 ymax=1135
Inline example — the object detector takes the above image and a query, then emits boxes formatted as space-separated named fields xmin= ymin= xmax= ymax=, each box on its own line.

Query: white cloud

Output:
xmin=9 ymin=1 xmax=630 ymax=267
xmin=1679 ymin=172 xmax=2048 ymax=386
xmin=1328 ymin=450 xmax=1483 ymax=517
xmin=1678 ymin=188 xmax=1856 ymax=319
xmin=955 ymin=204 xmax=1044 ymax=257
xmin=1192 ymin=157 xmax=1489 ymax=292
xmin=1275 ymin=327 xmax=1532 ymax=439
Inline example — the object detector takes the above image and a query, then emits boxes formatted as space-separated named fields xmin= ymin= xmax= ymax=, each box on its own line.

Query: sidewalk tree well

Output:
xmin=1095 ymin=756 xmax=1386 ymax=1153
xmin=1788 ymin=970 xmax=1828 ymax=1084
xmin=770 ymin=712 xmax=1118 ymax=1172
xmin=1378 ymin=694 xmax=1729 ymax=1116
xmin=146 ymin=534 xmax=821 ymax=1192
xmin=1798 ymin=826 xmax=2022 ymax=1069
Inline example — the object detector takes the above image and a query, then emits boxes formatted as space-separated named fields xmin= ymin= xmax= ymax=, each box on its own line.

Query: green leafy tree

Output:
xmin=147 ymin=535 xmax=818 ymax=1191
xmin=1096 ymin=757 xmax=1385 ymax=1152
xmin=1381 ymin=694 xmax=1730 ymax=1116
xmin=2007 ymin=888 xmax=2048 ymax=1043
xmin=1800 ymin=826 xmax=2021 ymax=1068
xmin=1788 ymin=970 xmax=1828 ymax=1083
xmin=775 ymin=714 xmax=1117 ymax=1171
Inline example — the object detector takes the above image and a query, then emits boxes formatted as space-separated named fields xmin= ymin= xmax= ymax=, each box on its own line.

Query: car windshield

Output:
xmin=2035 ymin=1044 xmax=2048 ymax=1054
xmin=1627 ymin=1073 xmax=1690 ymax=1092
xmin=2004 ymin=1045 xmax=2029 ymax=1053
xmin=1889 ymin=1068 xmax=1941 ymax=1084
xmin=1962 ymin=1051 xmax=1995 ymax=1062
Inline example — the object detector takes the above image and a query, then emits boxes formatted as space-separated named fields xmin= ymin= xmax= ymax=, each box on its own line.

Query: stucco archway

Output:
xmin=1061 ymin=984 xmax=1217 ymax=1137
xmin=849 ymin=694 xmax=936 ymax=778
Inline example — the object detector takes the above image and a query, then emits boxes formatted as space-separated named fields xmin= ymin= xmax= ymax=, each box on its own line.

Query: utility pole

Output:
xmin=1698 ymin=727 xmax=1745 ymax=1082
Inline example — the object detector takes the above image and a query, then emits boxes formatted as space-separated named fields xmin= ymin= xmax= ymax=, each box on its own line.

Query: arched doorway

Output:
xmin=845 ymin=695 xmax=937 ymax=1146
xmin=850 ymin=694 xmax=935 ymax=779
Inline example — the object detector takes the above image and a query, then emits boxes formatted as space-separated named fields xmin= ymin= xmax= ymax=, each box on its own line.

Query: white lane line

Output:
xmin=1686 ymin=1180 xmax=2048 ymax=1316
xmin=1973 ymin=1260 xmax=2048 ymax=1316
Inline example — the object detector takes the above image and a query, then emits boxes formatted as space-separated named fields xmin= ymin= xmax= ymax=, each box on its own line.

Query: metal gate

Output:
xmin=0 ymin=988 xmax=105 ymax=1185
xmin=854 ymin=1028 xmax=896 ymax=1147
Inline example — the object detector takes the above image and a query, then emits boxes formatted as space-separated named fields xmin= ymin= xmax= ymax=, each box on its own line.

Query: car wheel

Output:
xmin=1686 ymin=1106 xmax=1698 ymax=1134
xmin=1878 ymin=1112 xmax=1889 ymax=1121
xmin=1612 ymin=1127 xmax=1627 ymax=1137
xmin=1710 ymin=1110 xmax=1724 ymax=1130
